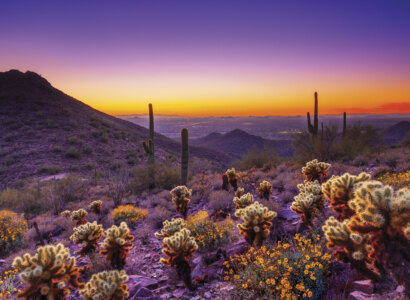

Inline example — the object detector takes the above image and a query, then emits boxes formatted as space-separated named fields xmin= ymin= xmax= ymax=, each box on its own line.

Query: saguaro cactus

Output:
xmin=307 ymin=92 xmax=319 ymax=136
xmin=343 ymin=112 xmax=347 ymax=137
xmin=181 ymin=128 xmax=189 ymax=186
xmin=142 ymin=103 xmax=155 ymax=188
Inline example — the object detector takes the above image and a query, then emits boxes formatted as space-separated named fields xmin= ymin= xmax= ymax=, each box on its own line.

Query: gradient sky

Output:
xmin=1 ymin=0 xmax=410 ymax=116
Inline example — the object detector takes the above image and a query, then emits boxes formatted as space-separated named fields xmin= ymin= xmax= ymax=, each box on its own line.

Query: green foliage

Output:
xmin=66 ymin=146 xmax=82 ymax=159
xmin=186 ymin=211 xmax=235 ymax=252
xmin=224 ymin=234 xmax=331 ymax=300
xmin=39 ymin=165 xmax=62 ymax=175
xmin=80 ymin=270 xmax=129 ymax=300
xmin=234 ymin=147 xmax=278 ymax=171
xmin=0 ymin=210 xmax=27 ymax=256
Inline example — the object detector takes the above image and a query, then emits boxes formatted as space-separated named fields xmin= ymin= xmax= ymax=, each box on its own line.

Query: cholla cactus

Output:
xmin=302 ymin=159 xmax=331 ymax=182
xmin=100 ymin=222 xmax=134 ymax=269
xmin=80 ymin=270 xmax=129 ymax=300
xmin=89 ymin=200 xmax=102 ymax=214
xmin=290 ymin=181 xmax=324 ymax=227
xmin=257 ymin=180 xmax=273 ymax=200
xmin=155 ymin=218 xmax=186 ymax=239
xmin=322 ymin=172 xmax=371 ymax=220
xmin=235 ymin=201 xmax=277 ymax=247
xmin=235 ymin=187 xmax=245 ymax=198
xmin=160 ymin=228 xmax=198 ymax=290
xmin=70 ymin=221 xmax=103 ymax=257
xmin=12 ymin=243 xmax=84 ymax=299
xmin=348 ymin=183 xmax=410 ymax=257
xmin=322 ymin=217 xmax=378 ymax=280
xmin=71 ymin=209 xmax=88 ymax=226
xmin=170 ymin=186 xmax=192 ymax=218
xmin=225 ymin=168 xmax=238 ymax=191
xmin=61 ymin=210 xmax=71 ymax=218
xmin=233 ymin=192 xmax=254 ymax=209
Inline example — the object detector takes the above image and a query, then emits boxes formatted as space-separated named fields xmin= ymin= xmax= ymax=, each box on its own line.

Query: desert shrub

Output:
xmin=111 ymin=205 xmax=148 ymax=226
xmin=377 ymin=170 xmax=410 ymax=188
xmin=66 ymin=146 xmax=82 ymax=159
xmin=129 ymin=162 xmax=180 ymax=193
xmin=0 ymin=210 xmax=27 ymax=256
xmin=0 ymin=268 xmax=20 ymax=298
xmin=148 ymin=206 xmax=174 ymax=229
xmin=340 ymin=124 xmax=383 ymax=159
xmin=234 ymin=147 xmax=279 ymax=171
xmin=186 ymin=210 xmax=235 ymax=252
xmin=224 ymin=234 xmax=332 ymax=300
xmin=136 ymin=225 xmax=151 ymax=245
xmin=191 ymin=172 xmax=212 ymax=204
xmin=39 ymin=165 xmax=62 ymax=175
xmin=209 ymin=190 xmax=234 ymax=213
xmin=84 ymin=146 xmax=93 ymax=154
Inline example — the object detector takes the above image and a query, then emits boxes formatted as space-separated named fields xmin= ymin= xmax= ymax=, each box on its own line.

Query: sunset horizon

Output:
xmin=1 ymin=0 xmax=410 ymax=117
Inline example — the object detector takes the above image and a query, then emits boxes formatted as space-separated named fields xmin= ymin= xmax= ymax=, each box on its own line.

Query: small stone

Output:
xmin=144 ymin=253 xmax=151 ymax=259
xmin=348 ymin=291 xmax=378 ymax=300
xmin=351 ymin=280 xmax=374 ymax=294
xmin=135 ymin=287 xmax=154 ymax=298
xmin=396 ymin=285 xmax=405 ymax=293
xmin=204 ymin=292 xmax=212 ymax=299
xmin=173 ymin=288 xmax=185 ymax=298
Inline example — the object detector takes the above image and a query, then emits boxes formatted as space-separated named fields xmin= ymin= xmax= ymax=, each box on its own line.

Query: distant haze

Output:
xmin=1 ymin=1 xmax=410 ymax=116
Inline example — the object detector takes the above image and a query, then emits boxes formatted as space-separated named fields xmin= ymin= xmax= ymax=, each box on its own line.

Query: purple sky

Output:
xmin=1 ymin=0 xmax=410 ymax=115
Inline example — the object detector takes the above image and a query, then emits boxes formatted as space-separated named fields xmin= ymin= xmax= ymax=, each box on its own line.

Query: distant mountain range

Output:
xmin=384 ymin=121 xmax=410 ymax=145
xmin=191 ymin=129 xmax=294 ymax=158
xmin=0 ymin=70 xmax=230 ymax=186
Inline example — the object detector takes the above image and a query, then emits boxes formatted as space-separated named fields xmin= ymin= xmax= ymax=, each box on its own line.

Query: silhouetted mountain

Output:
xmin=384 ymin=121 xmax=410 ymax=144
xmin=0 ymin=70 xmax=230 ymax=186
xmin=192 ymin=129 xmax=293 ymax=158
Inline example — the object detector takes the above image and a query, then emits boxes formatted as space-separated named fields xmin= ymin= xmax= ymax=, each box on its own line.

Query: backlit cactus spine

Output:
xmin=302 ymin=159 xmax=331 ymax=182
xmin=100 ymin=222 xmax=134 ymax=270
xmin=322 ymin=172 xmax=371 ymax=220
xmin=170 ymin=185 xmax=192 ymax=218
xmin=181 ymin=128 xmax=189 ymax=186
xmin=80 ymin=270 xmax=129 ymax=300
xmin=12 ymin=243 xmax=84 ymax=299
xmin=142 ymin=103 xmax=155 ymax=189
xmin=70 ymin=221 xmax=103 ymax=263
xmin=89 ymin=200 xmax=102 ymax=214
xmin=225 ymin=168 xmax=238 ymax=191
xmin=71 ymin=209 xmax=88 ymax=226
xmin=290 ymin=180 xmax=324 ymax=227
xmin=160 ymin=228 xmax=198 ymax=290
xmin=257 ymin=180 xmax=272 ymax=200
xmin=155 ymin=218 xmax=187 ymax=239
xmin=233 ymin=192 xmax=254 ymax=209
xmin=235 ymin=201 xmax=277 ymax=247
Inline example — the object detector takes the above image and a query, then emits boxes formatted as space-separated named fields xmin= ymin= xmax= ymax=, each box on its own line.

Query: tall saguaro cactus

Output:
xmin=343 ymin=112 xmax=347 ymax=137
xmin=307 ymin=92 xmax=319 ymax=136
xmin=142 ymin=103 xmax=155 ymax=188
xmin=181 ymin=128 xmax=189 ymax=186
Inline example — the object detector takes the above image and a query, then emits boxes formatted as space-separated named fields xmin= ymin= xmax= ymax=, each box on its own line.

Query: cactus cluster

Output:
xmin=100 ymin=222 xmax=134 ymax=270
xmin=235 ymin=187 xmax=245 ymax=198
xmin=161 ymin=228 xmax=198 ymax=290
xmin=233 ymin=192 xmax=254 ymax=209
xmin=155 ymin=218 xmax=187 ymax=238
xmin=71 ymin=208 xmax=88 ymax=226
xmin=291 ymin=180 xmax=324 ymax=227
xmin=61 ymin=210 xmax=71 ymax=218
xmin=225 ymin=168 xmax=238 ymax=191
xmin=89 ymin=200 xmax=102 ymax=214
xmin=12 ymin=243 xmax=84 ymax=299
xmin=235 ymin=201 xmax=277 ymax=247
xmin=80 ymin=270 xmax=129 ymax=300
xmin=322 ymin=172 xmax=371 ymax=220
xmin=170 ymin=185 xmax=192 ymax=218
xmin=70 ymin=221 xmax=103 ymax=257
xmin=322 ymin=176 xmax=410 ymax=291
xmin=257 ymin=180 xmax=272 ymax=200
xmin=302 ymin=159 xmax=331 ymax=182
xmin=157 ymin=218 xmax=198 ymax=290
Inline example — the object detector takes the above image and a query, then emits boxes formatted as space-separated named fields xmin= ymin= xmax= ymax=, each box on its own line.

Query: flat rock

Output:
xmin=348 ymin=291 xmax=379 ymax=300
xmin=351 ymin=280 xmax=374 ymax=294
